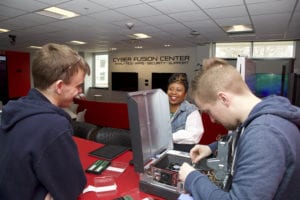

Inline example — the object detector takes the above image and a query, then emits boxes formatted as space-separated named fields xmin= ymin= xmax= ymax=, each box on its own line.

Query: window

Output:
xmin=95 ymin=54 xmax=108 ymax=88
xmin=253 ymin=41 xmax=294 ymax=58
xmin=214 ymin=41 xmax=295 ymax=58
xmin=215 ymin=42 xmax=251 ymax=58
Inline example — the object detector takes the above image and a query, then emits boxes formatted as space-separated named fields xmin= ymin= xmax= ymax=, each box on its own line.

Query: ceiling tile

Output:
xmin=169 ymin=10 xmax=209 ymax=22
xmin=184 ymin=19 xmax=223 ymax=35
xmin=193 ymin=0 xmax=244 ymax=9
xmin=256 ymin=33 xmax=285 ymax=40
xmin=0 ymin=0 xmax=48 ymax=11
xmin=34 ymin=0 xmax=71 ymax=5
xmin=296 ymin=2 xmax=300 ymax=11
xmin=4 ymin=13 xmax=57 ymax=29
xmin=246 ymin=0 xmax=289 ymax=4
xmin=252 ymin=13 xmax=291 ymax=26
xmin=116 ymin=4 xmax=162 ymax=18
xmin=0 ymin=5 xmax=26 ymax=18
xmin=252 ymin=13 xmax=291 ymax=34
xmin=205 ymin=5 xmax=248 ymax=19
xmin=57 ymin=0 xmax=108 ymax=15
xmin=289 ymin=12 xmax=300 ymax=27
xmin=153 ymin=22 xmax=188 ymax=32
xmin=88 ymin=10 xmax=131 ymax=22
xmin=148 ymin=0 xmax=199 ymax=14
xmin=247 ymin=0 xmax=297 ymax=15
xmin=215 ymin=16 xmax=251 ymax=26
xmin=139 ymin=15 xmax=177 ymax=25
xmin=89 ymin=0 xmax=143 ymax=9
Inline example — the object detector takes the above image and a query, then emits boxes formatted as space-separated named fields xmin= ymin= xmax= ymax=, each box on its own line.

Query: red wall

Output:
xmin=74 ymin=98 xmax=130 ymax=130
xmin=200 ymin=113 xmax=228 ymax=144
xmin=6 ymin=51 xmax=30 ymax=98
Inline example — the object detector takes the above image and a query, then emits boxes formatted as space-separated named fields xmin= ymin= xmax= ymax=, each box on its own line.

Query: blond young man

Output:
xmin=0 ymin=43 xmax=89 ymax=200
xmin=179 ymin=58 xmax=300 ymax=199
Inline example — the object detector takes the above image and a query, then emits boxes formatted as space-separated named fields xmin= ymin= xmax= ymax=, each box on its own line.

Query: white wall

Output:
xmin=29 ymin=41 xmax=300 ymax=93
xmin=109 ymin=45 xmax=211 ymax=91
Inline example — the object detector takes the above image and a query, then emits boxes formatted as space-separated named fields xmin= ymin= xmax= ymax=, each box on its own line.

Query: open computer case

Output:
xmin=127 ymin=89 xmax=211 ymax=199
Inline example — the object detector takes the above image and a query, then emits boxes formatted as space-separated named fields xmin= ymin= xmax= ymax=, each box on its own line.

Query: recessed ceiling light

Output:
xmin=133 ymin=33 xmax=151 ymax=39
xmin=69 ymin=40 xmax=86 ymax=45
xmin=134 ymin=46 xmax=143 ymax=49
xmin=0 ymin=28 xmax=10 ymax=33
xmin=28 ymin=46 xmax=42 ymax=49
xmin=223 ymin=25 xmax=253 ymax=34
xmin=36 ymin=7 xmax=79 ymax=19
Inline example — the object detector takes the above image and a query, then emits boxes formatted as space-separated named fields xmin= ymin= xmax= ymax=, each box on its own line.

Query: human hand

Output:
xmin=179 ymin=162 xmax=196 ymax=182
xmin=190 ymin=144 xmax=212 ymax=164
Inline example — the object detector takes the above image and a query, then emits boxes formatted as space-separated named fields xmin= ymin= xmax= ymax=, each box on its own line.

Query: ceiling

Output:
xmin=0 ymin=0 xmax=299 ymax=53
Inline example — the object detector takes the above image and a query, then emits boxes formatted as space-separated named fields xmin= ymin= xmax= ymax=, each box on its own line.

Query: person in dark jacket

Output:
xmin=179 ymin=57 xmax=300 ymax=199
xmin=0 ymin=43 xmax=90 ymax=200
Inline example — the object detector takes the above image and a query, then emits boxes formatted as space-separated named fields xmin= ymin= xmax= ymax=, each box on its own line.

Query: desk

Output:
xmin=74 ymin=137 xmax=164 ymax=200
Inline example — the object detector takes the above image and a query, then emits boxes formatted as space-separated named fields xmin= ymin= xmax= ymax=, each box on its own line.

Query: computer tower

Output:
xmin=127 ymin=89 xmax=211 ymax=199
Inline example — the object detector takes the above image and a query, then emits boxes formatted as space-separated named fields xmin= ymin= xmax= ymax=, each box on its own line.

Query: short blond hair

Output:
xmin=191 ymin=57 xmax=249 ymax=103
xmin=32 ymin=43 xmax=90 ymax=90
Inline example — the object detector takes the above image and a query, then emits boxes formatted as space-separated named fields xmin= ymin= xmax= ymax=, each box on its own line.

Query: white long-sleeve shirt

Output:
xmin=172 ymin=110 xmax=204 ymax=144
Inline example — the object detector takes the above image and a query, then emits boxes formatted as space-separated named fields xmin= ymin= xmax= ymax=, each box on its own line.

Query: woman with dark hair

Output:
xmin=167 ymin=73 xmax=204 ymax=152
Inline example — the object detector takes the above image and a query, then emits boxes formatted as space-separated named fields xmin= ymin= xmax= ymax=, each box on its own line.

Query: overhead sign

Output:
xmin=112 ymin=56 xmax=190 ymax=66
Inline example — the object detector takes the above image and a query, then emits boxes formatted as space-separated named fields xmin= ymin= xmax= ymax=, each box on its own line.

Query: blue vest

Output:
xmin=170 ymin=100 xmax=198 ymax=133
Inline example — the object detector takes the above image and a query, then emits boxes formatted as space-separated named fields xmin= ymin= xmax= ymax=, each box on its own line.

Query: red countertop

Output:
xmin=74 ymin=136 xmax=164 ymax=200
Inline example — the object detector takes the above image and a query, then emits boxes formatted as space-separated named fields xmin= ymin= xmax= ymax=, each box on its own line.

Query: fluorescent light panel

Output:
xmin=223 ymin=25 xmax=253 ymax=33
xmin=133 ymin=33 xmax=151 ymax=39
xmin=0 ymin=28 xmax=10 ymax=33
xmin=28 ymin=45 xmax=42 ymax=49
xmin=36 ymin=7 xmax=79 ymax=19
xmin=70 ymin=40 xmax=86 ymax=45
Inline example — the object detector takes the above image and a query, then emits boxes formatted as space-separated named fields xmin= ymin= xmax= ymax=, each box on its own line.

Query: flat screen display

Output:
xmin=111 ymin=72 xmax=138 ymax=92
xmin=255 ymin=73 xmax=288 ymax=97
xmin=151 ymin=73 xmax=174 ymax=92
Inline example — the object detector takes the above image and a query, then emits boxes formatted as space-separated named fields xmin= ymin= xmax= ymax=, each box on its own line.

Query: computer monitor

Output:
xmin=111 ymin=72 xmax=138 ymax=91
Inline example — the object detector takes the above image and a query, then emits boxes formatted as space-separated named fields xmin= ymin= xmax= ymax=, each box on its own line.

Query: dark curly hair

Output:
xmin=168 ymin=73 xmax=188 ymax=92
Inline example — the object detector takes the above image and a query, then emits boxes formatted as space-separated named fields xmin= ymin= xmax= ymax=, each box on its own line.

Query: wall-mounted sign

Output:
xmin=112 ymin=56 xmax=190 ymax=66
